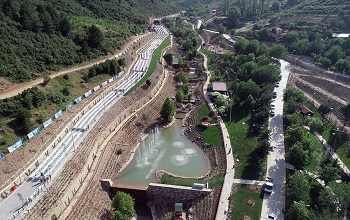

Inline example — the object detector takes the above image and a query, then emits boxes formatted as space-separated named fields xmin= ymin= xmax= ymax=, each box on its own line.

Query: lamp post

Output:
xmin=229 ymin=90 xmax=233 ymax=123
xmin=332 ymin=127 xmax=340 ymax=152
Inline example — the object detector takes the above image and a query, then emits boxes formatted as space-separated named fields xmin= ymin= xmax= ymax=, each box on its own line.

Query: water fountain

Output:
xmin=117 ymin=121 xmax=209 ymax=185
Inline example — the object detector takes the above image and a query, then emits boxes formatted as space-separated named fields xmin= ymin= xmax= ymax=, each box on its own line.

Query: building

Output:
xmin=299 ymin=105 xmax=314 ymax=117
xmin=212 ymin=82 xmax=227 ymax=94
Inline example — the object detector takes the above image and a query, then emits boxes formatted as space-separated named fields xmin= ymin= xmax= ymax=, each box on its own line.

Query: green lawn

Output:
xmin=125 ymin=36 xmax=170 ymax=95
xmin=197 ymin=104 xmax=223 ymax=147
xmin=225 ymin=109 xmax=266 ymax=180
xmin=304 ymin=132 xmax=325 ymax=172
xmin=231 ymin=184 xmax=263 ymax=220
xmin=160 ymin=173 xmax=225 ymax=189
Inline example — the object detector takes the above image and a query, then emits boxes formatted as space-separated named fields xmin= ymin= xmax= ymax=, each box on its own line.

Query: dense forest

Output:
xmin=0 ymin=0 xmax=179 ymax=83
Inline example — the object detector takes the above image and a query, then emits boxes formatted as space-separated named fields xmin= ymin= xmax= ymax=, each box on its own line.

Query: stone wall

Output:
xmin=147 ymin=183 xmax=212 ymax=206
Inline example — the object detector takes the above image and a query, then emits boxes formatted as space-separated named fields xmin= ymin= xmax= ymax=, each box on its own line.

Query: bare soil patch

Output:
xmin=241 ymin=214 xmax=253 ymax=220
xmin=246 ymin=185 xmax=260 ymax=193
xmin=245 ymin=199 xmax=255 ymax=207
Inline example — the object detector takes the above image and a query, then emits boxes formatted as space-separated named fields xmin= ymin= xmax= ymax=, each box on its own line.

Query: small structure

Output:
xmin=212 ymin=82 xmax=227 ymax=94
xmin=201 ymin=116 xmax=212 ymax=128
xmin=174 ymin=203 xmax=185 ymax=219
xmin=273 ymin=27 xmax=283 ymax=38
xmin=172 ymin=53 xmax=180 ymax=69
xmin=299 ymin=105 xmax=314 ymax=117
xmin=332 ymin=33 xmax=350 ymax=38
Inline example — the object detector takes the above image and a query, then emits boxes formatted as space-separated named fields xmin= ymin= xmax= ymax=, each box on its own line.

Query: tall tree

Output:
xmin=160 ymin=97 xmax=176 ymax=123
xmin=318 ymin=182 xmax=350 ymax=218
xmin=59 ymin=16 xmax=71 ymax=36
xmin=87 ymin=25 xmax=104 ymax=48
xmin=286 ymin=172 xmax=309 ymax=202
xmin=227 ymin=6 xmax=241 ymax=29
xmin=287 ymin=201 xmax=310 ymax=220
xmin=286 ymin=142 xmax=309 ymax=169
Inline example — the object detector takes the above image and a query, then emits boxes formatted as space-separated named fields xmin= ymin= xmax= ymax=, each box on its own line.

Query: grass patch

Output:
xmin=231 ymin=184 xmax=263 ymax=220
xmin=196 ymin=104 xmax=223 ymax=147
xmin=160 ymin=172 xmax=225 ymax=189
xmin=224 ymin=109 xmax=265 ymax=180
xmin=304 ymin=133 xmax=325 ymax=172
xmin=125 ymin=36 xmax=170 ymax=95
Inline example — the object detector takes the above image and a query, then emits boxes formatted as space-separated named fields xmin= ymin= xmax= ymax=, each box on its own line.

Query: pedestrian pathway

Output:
xmin=197 ymin=33 xmax=235 ymax=220
xmin=233 ymin=179 xmax=266 ymax=186
xmin=314 ymin=132 xmax=350 ymax=177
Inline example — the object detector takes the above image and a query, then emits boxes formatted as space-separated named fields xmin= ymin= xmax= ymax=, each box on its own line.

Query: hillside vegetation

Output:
xmin=0 ymin=0 xmax=179 ymax=83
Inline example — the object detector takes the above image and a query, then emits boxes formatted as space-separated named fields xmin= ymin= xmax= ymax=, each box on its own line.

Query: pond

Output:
xmin=116 ymin=120 xmax=209 ymax=185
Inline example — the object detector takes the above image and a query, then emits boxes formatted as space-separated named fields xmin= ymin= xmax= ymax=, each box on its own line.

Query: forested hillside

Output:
xmin=0 ymin=0 xmax=179 ymax=83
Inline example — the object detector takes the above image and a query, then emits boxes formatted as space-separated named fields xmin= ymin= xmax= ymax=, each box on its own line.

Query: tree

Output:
xmin=181 ymin=83 xmax=189 ymax=95
xmin=318 ymin=104 xmax=331 ymax=118
xmin=326 ymin=46 xmax=343 ymax=65
xmin=318 ymin=157 xmax=340 ymax=185
xmin=234 ymin=38 xmax=247 ymax=54
xmin=160 ymin=97 xmax=176 ymax=123
xmin=61 ymin=87 xmax=70 ymax=96
xmin=163 ymin=53 xmax=173 ymax=65
xmin=286 ymin=172 xmax=309 ymax=202
xmin=292 ymin=39 xmax=309 ymax=55
xmin=319 ymin=166 xmax=340 ymax=186
xmin=112 ymin=191 xmax=135 ymax=217
xmin=287 ymin=201 xmax=310 ymax=220
xmin=175 ymin=89 xmax=184 ymax=103
xmin=235 ymin=79 xmax=261 ymax=103
xmin=318 ymin=182 xmax=350 ymax=218
xmin=257 ymin=28 xmax=273 ymax=41
xmin=227 ymin=7 xmax=241 ymax=29
xmin=87 ymin=25 xmax=104 ymax=48
xmin=286 ymin=142 xmax=309 ymax=169
xmin=59 ymin=17 xmax=71 ymax=36
xmin=17 ymin=108 xmax=32 ymax=133
xmin=43 ymin=74 xmax=50 ymax=86
xmin=269 ymin=44 xmax=287 ymax=58
xmin=340 ymin=103 xmax=350 ymax=127
xmin=245 ymin=40 xmax=260 ymax=54
xmin=305 ymin=117 xmax=323 ymax=132
xmin=270 ymin=1 xmax=280 ymax=12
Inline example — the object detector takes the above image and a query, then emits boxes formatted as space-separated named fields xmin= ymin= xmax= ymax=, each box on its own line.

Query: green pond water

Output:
xmin=116 ymin=121 xmax=209 ymax=185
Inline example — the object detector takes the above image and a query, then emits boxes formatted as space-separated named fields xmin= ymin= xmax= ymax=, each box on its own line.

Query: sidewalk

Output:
xmin=314 ymin=132 xmax=350 ymax=177
xmin=233 ymin=179 xmax=266 ymax=186
xmin=197 ymin=36 xmax=235 ymax=219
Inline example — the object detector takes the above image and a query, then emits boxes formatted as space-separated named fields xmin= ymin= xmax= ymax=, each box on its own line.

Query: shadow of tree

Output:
xmin=240 ymin=151 xmax=265 ymax=180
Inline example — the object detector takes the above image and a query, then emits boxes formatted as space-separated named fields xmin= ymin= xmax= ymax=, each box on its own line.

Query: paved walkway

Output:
xmin=233 ymin=179 xmax=266 ymax=186
xmin=314 ymin=132 xmax=350 ymax=177
xmin=196 ymin=33 xmax=235 ymax=220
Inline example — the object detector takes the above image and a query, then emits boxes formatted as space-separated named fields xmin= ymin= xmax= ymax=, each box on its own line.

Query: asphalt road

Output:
xmin=260 ymin=60 xmax=290 ymax=220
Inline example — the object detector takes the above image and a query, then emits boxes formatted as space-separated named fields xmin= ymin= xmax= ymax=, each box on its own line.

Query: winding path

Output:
xmin=196 ymin=31 xmax=235 ymax=219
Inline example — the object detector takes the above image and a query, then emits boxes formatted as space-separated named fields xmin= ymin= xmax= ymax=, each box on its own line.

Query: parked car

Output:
xmin=275 ymin=82 xmax=280 ymax=87
xmin=267 ymin=214 xmax=275 ymax=220
xmin=269 ymin=110 xmax=275 ymax=117
xmin=264 ymin=177 xmax=274 ymax=193
xmin=272 ymin=92 xmax=277 ymax=99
